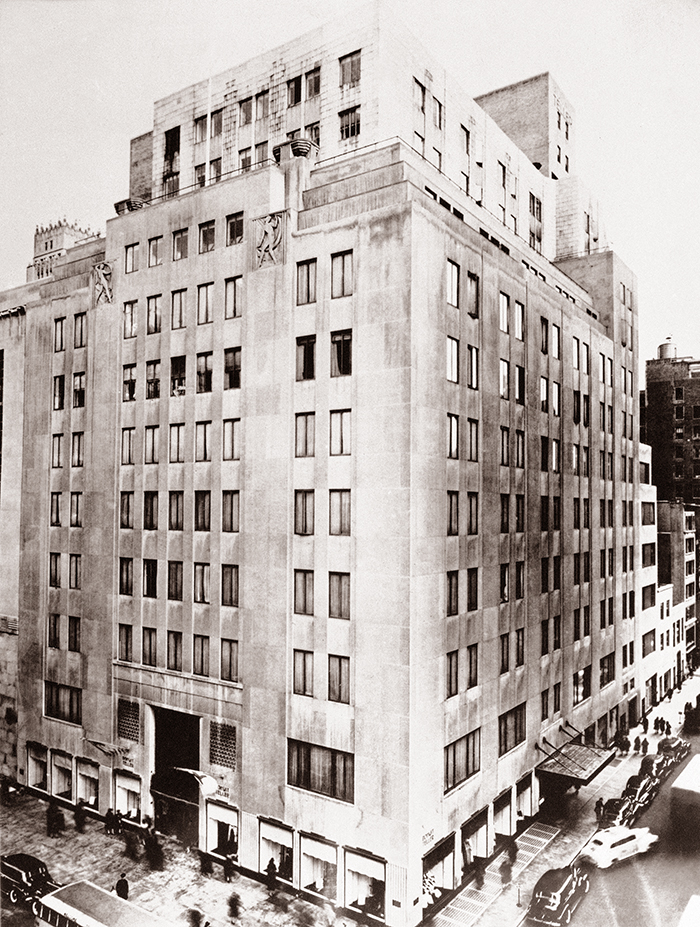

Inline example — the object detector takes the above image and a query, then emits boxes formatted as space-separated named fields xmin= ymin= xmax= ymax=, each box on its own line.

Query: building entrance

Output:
xmin=150 ymin=708 xmax=200 ymax=845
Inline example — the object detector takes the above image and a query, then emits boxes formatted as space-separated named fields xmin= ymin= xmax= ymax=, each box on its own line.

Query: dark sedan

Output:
xmin=0 ymin=854 xmax=61 ymax=906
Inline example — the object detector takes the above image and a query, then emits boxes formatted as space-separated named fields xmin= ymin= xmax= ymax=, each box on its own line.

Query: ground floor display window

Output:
xmin=422 ymin=833 xmax=455 ymax=908
xmin=493 ymin=787 xmax=513 ymax=840
xmin=300 ymin=835 xmax=337 ymax=901
xmin=260 ymin=820 xmax=293 ymax=883
xmin=461 ymin=807 xmax=489 ymax=882
xmin=516 ymin=773 xmax=533 ymax=824
xmin=27 ymin=743 xmax=47 ymax=791
xmin=345 ymin=851 xmax=385 ymax=921
xmin=76 ymin=760 xmax=99 ymax=807
xmin=114 ymin=771 xmax=141 ymax=820
xmin=51 ymin=752 xmax=72 ymax=801
xmin=207 ymin=803 xmax=239 ymax=857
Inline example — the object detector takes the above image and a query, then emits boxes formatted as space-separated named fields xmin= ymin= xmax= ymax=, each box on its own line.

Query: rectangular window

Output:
xmin=297 ymin=260 xmax=317 ymax=305
xmin=306 ymin=68 xmax=320 ymax=98
xmin=50 ymin=492 xmax=61 ymax=527
xmin=288 ymin=739 xmax=354 ymax=803
xmin=123 ymin=301 xmax=137 ymax=338
xmin=329 ymin=655 xmax=350 ymax=703
xmin=239 ymin=97 xmax=252 ymax=125
xmin=221 ymin=564 xmax=239 ymax=607
xmin=467 ymin=643 xmax=478 ymax=688
xmin=541 ymin=557 xmax=549 ymax=593
xmin=146 ymin=295 xmax=161 ymax=334
xmin=125 ymin=243 xmax=138 ymax=274
xmin=119 ymin=557 xmax=133 ymax=595
xmin=500 ymin=359 xmax=510 ymax=399
xmin=641 ymin=502 xmax=656 ymax=525
xmin=540 ymin=317 xmax=549 ymax=354
xmin=600 ymin=652 xmax=615 ymax=688
xmin=339 ymin=105 xmax=361 ymax=139
xmin=199 ymin=221 xmax=215 ymax=253
xmin=196 ymin=352 xmax=213 ymax=394
xmin=145 ymin=360 xmax=160 ymax=400
xmin=467 ymin=568 xmax=478 ymax=611
xmin=222 ymin=490 xmax=240 ymax=533
xmin=118 ymin=624 xmax=132 ymax=662
xmin=339 ymin=50 xmax=361 ymax=86
xmin=295 ymin=490 xmax=315 ymax=535
xmin=552 ymin=382 xmax=560 ymax=416
xmin=223 ymin=276 xmax=242 ymax=321
xmin=552 ymin=324 xmax=560 ymax=359
xmin=221 ymin=638 xmax=239 ymax=682
xmin=194 ymin=563 xmax=210 ymax=604
xmin=222 ymin=418 xmax=239 ymax=461
xmin=465 ymin=272 xmax=479 ymax=319
xmin=120 ymin=491 xmax=134 ymax=529
xmin=541 ymin=689 xmax=549 ymax=722
xmin=446 ymin=650 xmax=459 ymax=698
xmin=330 ymin=489 xmax=351 ymax=536
xmin=169 ymin=490 xmax=184 ymax=530
xmin=446 ymin=570 xmax=459 ymax=616
xmin=143 ymin=491 xmax=158 ymax=530
xmin=541 ymin=619 xmax=549 ymax=656
xmin=331 ymin=251 xmax=353 ymax=298
xmin=515 ymin=561 xmax=525 ymax=599
xmin=466 ymin=344 xmax=478 ymax=389
xmin=515 ymin=365 xmax=525 ymax=405
xmin=167 ymin=561 xmax=183 ymax=601
xmin=573 ymin=666 xmax=592 ymax=705
xmin=329 ymin=572 xmax=351 ymax=619
xmin=49 ymin=552 xmax=61 ymax=588
xmin=53 ymin=374 xmax=65 ymax=410
xmin=172 ymin=229 xmax=188 ymax=261
xmin=144 ymin=425 xmax=159 ymax=464
xmin=499 ymin=292 xmax=509 ymax=332
xmin=500 ymin=494 xmax=510 ymax=533
xmin=194 ymin=490 xmax=211 ymax=531
xmin=444 ymin=728 xmax=480 ymax=792
xmin=331 ymin=330 xmax=352 ymax=376
xmin=142 ymin=559 xmax=157 ymax=598
xmin=500 ymin=564 xmax=509 ymax=604
xmin=447 ymin=337 xmax=459 ymax=383
xmin=294 ymin=650 xmax=313 ymax=696
xmin=447 ymin=260 xmax=459 ymax=307
xmin=553 ymin=615 xmax=561 ymax=650
xmin=197 ymin=283 xmax=213 ymax=324
xmin=296 ymin=412 xmax=315 ymax=457
xmin=294 ymin=570 xmax=314 ymax=615
xmin=169 ymin=423 xmax=185 ymax=463
xmin=54 ymin=317 xmax=65 ymax=352
xmin=45 ymin=682 xmax=82 ymax=725
xmin=287 ymin=74 xmax=302 ymax=106
xmin=501 ymin=427 xmax=510 ymax=466
xmin=196 ymin=420 xmax=212 ymax=461
xmin=296 ymin=335 xmax=316 ymax=380
xmin=167 ymin=630 xmax=182 ymax=671
xmin=540 ymin=376 xmax=548 ymax=412
xmin=447 ymin=491 xmax=459 ymax=536
xmin=498 ymin=703 xmax=526 ymax=755
xmin=171 ymin=289 xmax=186 ymax=329
xmin=193 ymin=635 xmax=210 ymax=676
xmin=225 ymin=212 xmax=244 ymax=247
xmin=239 ymin=148 xmax=251 ymax=172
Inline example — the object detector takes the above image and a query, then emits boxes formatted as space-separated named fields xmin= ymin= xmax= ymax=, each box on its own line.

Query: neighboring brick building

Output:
xmin=2 ymin=3 xmax=666 ymax=924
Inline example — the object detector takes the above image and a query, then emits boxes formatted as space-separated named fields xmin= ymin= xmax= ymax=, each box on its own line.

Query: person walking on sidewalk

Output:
xmin=74 ymin=799 xmax=87 ymax=833
xmin=633 ymin=736 xmax=641 ymax=754
xmin=641 ymin=737 xmax=649 ymax=755
xmin=666 ymin=721 xmax=672 ymax=736
xmin=594 ymin=798 xmax=605 ymax=824
xmin=115 ymin=873 xmax=129 ymax=899
xmin=642 ymin=715 xmax=649 ymax=734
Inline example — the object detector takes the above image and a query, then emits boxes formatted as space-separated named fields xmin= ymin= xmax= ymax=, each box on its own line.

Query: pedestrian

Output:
xmin=641 ymin=737 xmax=649 ymax=755
xmin=473 ymin=859 xmax=484 ymax=890
xmin=114 ymin=810 xmax=123 ymax=835
xmin=123 ymin=829 xmax=140 ymax=861
xmin=594 ymin=798 xmax=605 ymax=823
xmin=105 ymin=808 xmax=116 ymax=835
xmin=115 ymin=873 xmax=129 ymax=899
xmin=227 ymin=892 xmax=241 ymax=921
xmin=633 ymin=735 xmax=640 ymax=754
xmin=666 ymin=721 xmax=672 ymax=736
xmin=653 ymin=717 xmax=659 ymax=734
xmin=499 ymin=858 xmax=512 ymax=885
xmin=224 ymin=854 xmax=235 ymax=883
xmin=642 ymin=715 xmax=649 ymax=734
xmin=265 ymin=857 xmax=278 ymax=892
xmin=507 ymin=838 xmax=518 ymax=865
xmin=74 ymin=799 xmax=87 ymax=833
xmin=47 ymin=801 xmax=58 ymax=837
xmin=624 ymin=737 xmax=631 ymax=756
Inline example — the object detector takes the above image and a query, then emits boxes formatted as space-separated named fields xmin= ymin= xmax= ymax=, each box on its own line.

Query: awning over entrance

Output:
xmin=536 ymin=740 xmax=616 ymax=788
xmin=173 ymin=768 xmax=219 ymax=797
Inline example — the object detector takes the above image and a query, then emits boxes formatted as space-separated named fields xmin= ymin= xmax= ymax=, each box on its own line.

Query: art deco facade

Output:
xmin=0 ymin=4 xmax=654 ymax=924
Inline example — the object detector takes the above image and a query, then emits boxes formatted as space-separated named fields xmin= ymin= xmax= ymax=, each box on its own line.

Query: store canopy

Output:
xmin=173 ymin=768 xmax=219 ymax=797
xmin=536 ymin=738 xmax=616 ymax=787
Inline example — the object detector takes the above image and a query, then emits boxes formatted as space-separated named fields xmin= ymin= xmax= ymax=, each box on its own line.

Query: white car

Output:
xmin=578 ymin=826 xmax=658 ymax=869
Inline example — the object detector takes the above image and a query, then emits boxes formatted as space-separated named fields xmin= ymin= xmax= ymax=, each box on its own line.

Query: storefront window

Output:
xmin=115 ymin=772 xmax=141 ymax=820
xmin=301 ymin=837 xmax=337 ymax=901
xmin=207 ymin=804 xmax=239 ymax=857
xmin=77 ymin=761 xmax=99 ymax=807
xmin=345 ymin=851 xmax=385 ymax=920
xmin=28 ymin=744 xmax=47 ymax=791
xmin=260 ymin=821 xmax=294 ymax=883
xmin=52 ymin=753 xmax=72 ymax=800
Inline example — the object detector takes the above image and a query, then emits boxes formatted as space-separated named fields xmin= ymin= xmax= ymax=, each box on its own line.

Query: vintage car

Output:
xmin=639 ymin=753 xmax=668 ymax=781
xmin=622 ymin=773 xmax=660 ymax=814
xmin=657 ymin=736 xmax=691 ymax=768
xmin=0 ymin=854 xmax=61 ymax=905
xmin=526 ymin=865 xmax=590 ymax=926
xmin=600 ymin=796 xmax=636 ymax=828
xmin=577 ymin=826 xmax=658 ymax=869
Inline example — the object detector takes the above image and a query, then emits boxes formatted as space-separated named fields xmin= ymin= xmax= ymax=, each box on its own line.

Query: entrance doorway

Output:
xmin=150 ymin=708 xmax=201 ymax=845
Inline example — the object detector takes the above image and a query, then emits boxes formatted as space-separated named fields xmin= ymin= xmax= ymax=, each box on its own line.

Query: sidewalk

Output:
xmin=461 ymin=671 xmax=700 ymax=927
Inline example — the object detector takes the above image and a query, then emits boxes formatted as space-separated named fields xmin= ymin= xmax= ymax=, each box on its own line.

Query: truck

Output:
xmin=669 ymin=753 xmax=700 ymax=848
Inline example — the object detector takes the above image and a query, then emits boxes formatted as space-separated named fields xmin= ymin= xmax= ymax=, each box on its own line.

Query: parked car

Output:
xmin=577 ymin=826 xmax=658 ymax=869
xmin=657 ymin=736 xmax=691 ymax=767
xmin=640 ymin=753 xmax=668 ymax=781
xmin=1 ymin=854 xmax=61 ymax=905
xmin=526 ymin=865 xmax=590 ymax=925
xmin=622 ymin=773 xmax=660 ymax=814
xmin=601 ymin=796 xmax=636 ymax=828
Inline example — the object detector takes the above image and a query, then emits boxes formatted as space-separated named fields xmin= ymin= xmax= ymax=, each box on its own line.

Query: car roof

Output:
xmin=2 ymin=854 xmax=46 ymax=869
xmin=533 ymin=867 xmax=574 ymax=893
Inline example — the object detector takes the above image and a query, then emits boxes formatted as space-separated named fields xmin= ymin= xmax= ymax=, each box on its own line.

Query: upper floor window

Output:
xmin=74 ymin=313 xmax=86 ymax=348
xmin=331 ymin=251 xmax=353 ymax=298
xmin=297 ymin=260 xmax=317 ymax=305
xmin=339 ymin=50 xmax=361 ymax=87
xmin=125 ymin=243 xmax=138 ymax=274
xmin=447 ymin=260 xmax=459 ymax=308
xmin=54 ymin=317 xmax=65 ymax=352
xmin=172 ymin=228 xmax=188 ymax=261
xmin=239 ymin=98 xmax=252 ymax=126
xmin=331 ymin=330 xmax=352 ymax=377
xmin=306 ymin=68 xmax=320 ymax=98
xmin=148 ymin=237 xmax=162 ymax=267
xmin=147 ymin=295 xmax=162 ymax=334
xmin=339 ymin=107 xmax=360 ymax=140
xmin=227 ymin=213 xmax=243 ymax=246
xmin=256 ymin=91 xmax=269 ymax=120
xmin=199 ymin=221 xmax=215 ymax=253
xmin=287 ymin=76 xmax=302 ymax=107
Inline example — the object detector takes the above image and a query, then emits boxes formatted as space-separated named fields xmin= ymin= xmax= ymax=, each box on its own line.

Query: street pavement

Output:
xmin=2 ymin=672 xmax=699 ymax=927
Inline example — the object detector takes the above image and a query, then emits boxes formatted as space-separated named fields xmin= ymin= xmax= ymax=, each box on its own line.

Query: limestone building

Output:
xmin=4 ymin=4 xmax=651 ymax=924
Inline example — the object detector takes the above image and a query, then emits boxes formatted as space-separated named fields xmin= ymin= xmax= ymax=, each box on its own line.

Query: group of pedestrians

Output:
xmin=653 ymin=716 xmax=673 ymax=736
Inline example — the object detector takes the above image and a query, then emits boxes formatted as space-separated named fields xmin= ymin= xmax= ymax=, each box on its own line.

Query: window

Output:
xmin=287 ymin=74 xmax=302 ymax=106
xmin=541 ymin=436 xmax=548 ymax=471
xmin=331 ymin=330 xmax=352 ymax=376
xmin=220 ymin=638 xmax=239 ymax=683
xmin=329 ymin=655 xmax=350 ymax=703
xmin=118 ymin=624 xmax=132 ymax=662
xmin=196 ymin=420 xmax=212 ymax=461
xmin=445 ymin=570 xmax=459 ymax=617
xmin=467 ymin=568 xmax=478 ymax=611
xmin=119 ymin=557 xmax=133 ymax=595
xmin=296 ymin=335 xmax=316 ymax=380
xmin=339 ymin=50 xmax=361 ymax=87
xmin=465 ymin=272 xmax=480 ymax=319
xmin=330 ymin=489 xmax=351 ymax=535
xmin=444 ymin=729 xmax=480 ymax=792
xmin=146 ymin=295 xmax=161 ymax=334
xmin=552 ymin=324 xmax=560 ymax=359
xmin=446 ymin=337 xmax=460 ymax=383
xmin=239 ymin=96 xmax=252 ymax=126
xmin=195 ymin=115 xmax=207 ymax=142
xmin=194 ymin=490 xmax=211 ymax=531
xmin=515 ymin=494 xmax=525 ymax=533
xmin=142 ymin=559 xmax=157 ymax=598
xmin=552 ymin=382 xmax=560 ymax=416
xmin=500 ymin=494 xmax=510 ymax=533
xmin=144 ymin=425 xmax=159 ymax=464
xmin=123 ymin=301 xmax=137 ymax=338
xmin=148 ymin=237 xmax=162 ymax=268
xmin=199 ymin=221 xmax=215 ymax=254
xmin=339 ymin=106 xmax=360 ymax=140
xmin=514 ymin=560 xmax=524 ymax=599
xmin=288 ymin=739 xmax=354 ymax=803
xmin=500 ymin=359 xmax=510 ymax=399
xmin=541 ymin=689 xmax=549 ymax=722
xmin=501 ymin=427 xmax=510 ymax=466
xmin=294 ymin=651 xmax=313 ymax=696
xmin=120 ymin=491 xmax=134 ymax=529
xmin=552 ymin=439 xmax=560 ymax=472
xmin=295 ymin=570 xmax=314 ymax=615
xmin=329 ymin=572 xmax=351 ymax=619
xmin=166 ymin=630 xmax=182 ymax=672
xmin=541 ymin=557 xmax=549 ymax=593
xmin=69 ymin=372 xmax=85 ymax=410
xmin=221 ymin=564 xmax=239 ymax=607
xmin=515 ymin=366 xmax=525 ymax=405
xmin=143 ymin=491 xmax=158 ymax=530
xmin=223 ymin=418 xmax=239 ymax=461
xmin=541 ymin=619 xmax=549 ymax=656
xmin=295 ymin=490 xmax=314 ymax=535
xmin=197 ymin=283 xmax=213 ymax=324
xmin=297 ymin=259 xmax=317 ymax=305
xmin=45 ymin=682 xmax=82 ymax=725
xmin=172 ymin=229 xmax=188 ymax=261
xmin=498 ymin=703 xmax=526 ymax=755
xmin=447 ymin=260 xmax=460 ymax=307
xmin=171 ymin=289 xmax=186 ymax=329
xmin=196 ymin=352 xmax=213 ymax=394
xmin=573 ymin=666 xmax=592 ymax=705
xmin=70 ymin=431 xmax=83 ymax=468
xmin=194 ymin=563 xmax=210 ymax=604
xmin=466 ymin=344 xmax=478 ymax=389
xmin=167 ymin=561 xmax=183 ymax=601
xmin=500 ymin=564 xmax=509 ymax=604
xmin=306 ymin=68 xmax=320 ymax=98
xmin=331 ymin=251 xmax=353 ymax=298
xmin=169 ymin=423 xmax=185 ymax=463
xmin=540 ymin=496 xmax=549 ymax=531
xmin=74 ymin=312 xmax=86 ymax=348
xmin=220 ymin=489 xmax=240 ymax=533
xmin=540 ymin=317 xmax=549 ymax=354
xmin=499 ymin=292 xmax=509 ymax=332
xmin=515 ymin=430 xmax=524 ymax=468
xmin=125 ymin=243 xmax=138 ymax=274
xmin=641 ymin=502 xmax=655 ymax=525
xmin=54 ymin=317 xmax=65 ymax=352
xmin=540 ymin=376 xmax=548 ymax=412
xmin=52 ymin=375 xmax=65 ymax=411
xmin=193 ymin=635 xmax=210 ymax=676
xmin=49 ymin=552 xmax=61 ymax=588
xmin=553 ymin=615 xmax=561 ymax=650
xmin=600 ymin=652 xmax=615 ymax=688
xmin=642 ymin=584 xmax=656 ymax=610
xmin=146 ymin=360 xmax=160 ymax=400
xmin=167 ymin=491 xmax=183 ymax=531
xmin=447 ymin=491 xmax=459 ymax=536
xmin=296 ymin=412 xmax=315 ymax=457
xmin=50 ymin=492 xmax=62 ymax=527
